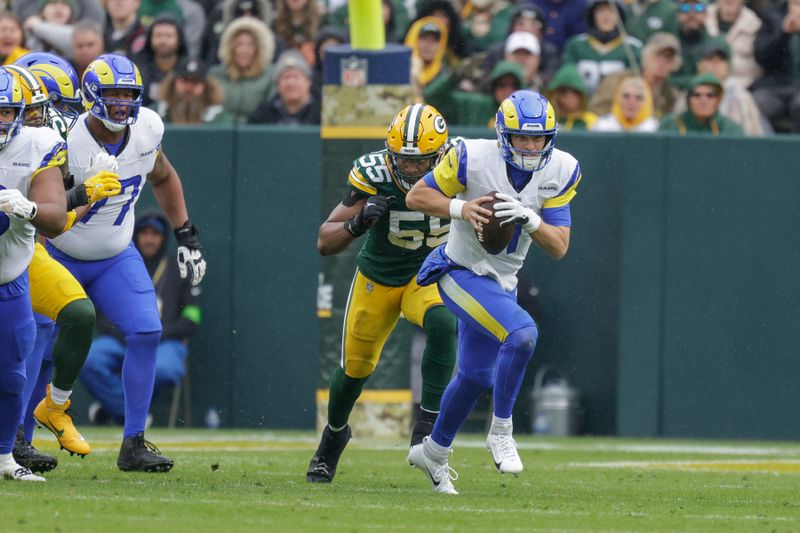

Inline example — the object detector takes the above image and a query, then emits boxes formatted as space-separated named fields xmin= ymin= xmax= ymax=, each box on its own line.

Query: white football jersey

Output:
xmin=430 ymin=138 xmax=581 ymax=291
xmin=50 ymin=108 xmax=164 ymax=260
xmin=0 ymin=126 xmax=66 ymax=283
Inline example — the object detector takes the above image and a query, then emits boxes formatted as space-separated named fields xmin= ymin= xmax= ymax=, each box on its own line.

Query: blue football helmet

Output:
xmin=82 ymin=54 xmax=143 ymax=132
xmin=15 ymin=52 xmax=82 ymax=130
xmin=496 ymin=90 xmax=558 ymax=172
xmin=0 ymin=68 xmax=25 ymax=150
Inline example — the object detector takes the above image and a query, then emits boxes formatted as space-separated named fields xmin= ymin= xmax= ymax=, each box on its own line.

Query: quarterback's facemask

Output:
xmin=386 ymin=103 xmax=449 ymax=192
xmin=496 ymin=90 xmax=558 ymax=172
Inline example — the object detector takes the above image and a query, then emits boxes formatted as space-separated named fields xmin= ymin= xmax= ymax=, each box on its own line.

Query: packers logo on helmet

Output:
xmin=4 ymin=65 xmax=50 ymax=127
xmin=386 ymin=103 xmax=448 ymax=192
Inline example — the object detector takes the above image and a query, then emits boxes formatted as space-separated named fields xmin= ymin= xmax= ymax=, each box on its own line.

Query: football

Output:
xmin=476 ymin=191 xmax=516 ymax=255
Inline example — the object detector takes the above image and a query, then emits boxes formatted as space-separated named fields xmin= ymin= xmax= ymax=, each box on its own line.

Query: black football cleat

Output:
xmin=117 ymin=433 xmax=174 ymax=473
xmin=410 ymin=405 xmax=438 ymax=448
xmin=306 ymin=425 xmax=352 ymax=483
xmin=13 ymin=425 xmax=58 ymax=473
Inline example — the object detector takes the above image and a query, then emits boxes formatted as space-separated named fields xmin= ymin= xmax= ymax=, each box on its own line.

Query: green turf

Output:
xmin=2 ymin=429 xmax=799 ymax=532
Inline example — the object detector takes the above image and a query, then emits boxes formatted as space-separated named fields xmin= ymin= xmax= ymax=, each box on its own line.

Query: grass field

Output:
xmin=2 ymin=428 xmax=799 ymax=532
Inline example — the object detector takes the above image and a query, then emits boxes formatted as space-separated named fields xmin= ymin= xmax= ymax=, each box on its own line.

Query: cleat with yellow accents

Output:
xmin=33 ymin=385 xmax=91 ymax=457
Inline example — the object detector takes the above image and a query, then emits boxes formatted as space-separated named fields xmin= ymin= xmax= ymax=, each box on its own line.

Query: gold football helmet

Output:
xmin=4 ymin=64 xmax=50 ymax=127
xmin=386 ymin=103 xmax=448 ymax=192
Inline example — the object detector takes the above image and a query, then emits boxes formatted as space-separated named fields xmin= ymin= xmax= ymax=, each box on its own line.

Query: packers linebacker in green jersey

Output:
xmin=307 ymin=104 xmax=458 ymax=483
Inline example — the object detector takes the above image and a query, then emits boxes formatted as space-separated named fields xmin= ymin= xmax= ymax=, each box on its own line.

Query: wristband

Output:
xmin=449 ymin=199 xmax=466 ymax=220
xmin=66 ymin=184 xmax=88 ymax=210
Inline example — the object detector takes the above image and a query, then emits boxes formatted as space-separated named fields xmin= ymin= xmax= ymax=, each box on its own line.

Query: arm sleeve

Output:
xmin=541 ymin=204 xmax=572 ymax=227
xmin=425 ymin=141 xmax=467 ymax=197
xmin=347 ymin=165 xmax=378 ymax=196
xmin=29 ymin=22 xmax=74 ymax=56
xmin=31 ymin=141 xmax=68 ymax=181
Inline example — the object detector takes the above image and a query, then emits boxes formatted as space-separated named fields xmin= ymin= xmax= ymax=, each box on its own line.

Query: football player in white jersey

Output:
xmin=46 ymin=54 xmax=207 ymax=472
xmin=0 ymin=67 xmax=70 ymax=481
xmin=405 ymin=90 xmax=582 ymax=494
xmin=6 ymin=58 xmax=121 ymax=472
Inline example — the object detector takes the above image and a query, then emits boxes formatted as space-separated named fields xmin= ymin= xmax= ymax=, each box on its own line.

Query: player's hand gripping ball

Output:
xmin=475 ymin=191 xmax=516 ymax=255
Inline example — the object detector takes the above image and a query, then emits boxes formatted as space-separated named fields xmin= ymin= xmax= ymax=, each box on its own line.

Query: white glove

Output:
xmin=494 ymin=192 xmax=541 ymax=233
xmin=0 ymin=189 xmax=37 ymax=220
xmin=87 ymin=152 xmax=119 ymax=175
xmin=177 ymin=246 xmax=207 ymax=286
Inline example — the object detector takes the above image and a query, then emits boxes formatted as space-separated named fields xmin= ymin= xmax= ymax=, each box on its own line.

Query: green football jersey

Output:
xmin=563 ymin=35 xmax=642 ymax=94
xmin=346 ymin=149 xmax=449 ymax=287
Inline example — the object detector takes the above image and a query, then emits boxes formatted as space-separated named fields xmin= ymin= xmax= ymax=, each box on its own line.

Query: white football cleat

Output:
xmin=1 ymin=461 xmax=46 ymax=482
xmin=407 ymin=438 xmax=458 ymax=495
xmin=486 ymin=432 xmax=523 ymax=475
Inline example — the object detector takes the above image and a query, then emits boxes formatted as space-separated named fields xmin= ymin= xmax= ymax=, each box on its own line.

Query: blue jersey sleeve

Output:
xmin=541 ymin=204 xmax=572 ymax=227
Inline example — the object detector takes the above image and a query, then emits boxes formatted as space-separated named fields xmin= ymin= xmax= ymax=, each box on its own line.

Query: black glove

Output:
xmin=344 ymin=195 xmax=391 ymax=237
xmin=174 ymin=220 xmax=202 ymax=250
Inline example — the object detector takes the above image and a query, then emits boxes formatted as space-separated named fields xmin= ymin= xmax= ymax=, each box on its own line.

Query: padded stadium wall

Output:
xmin=129 ymin=126 xmax=800 ymax=441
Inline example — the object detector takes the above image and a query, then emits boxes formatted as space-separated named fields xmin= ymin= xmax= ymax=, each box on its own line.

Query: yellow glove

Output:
xmin=84 ymin=171 xmax=122 ymax=204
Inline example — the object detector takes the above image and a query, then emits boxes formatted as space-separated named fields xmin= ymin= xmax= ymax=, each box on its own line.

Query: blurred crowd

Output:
xmin=8 ymin=0 xmax=800 ymax=134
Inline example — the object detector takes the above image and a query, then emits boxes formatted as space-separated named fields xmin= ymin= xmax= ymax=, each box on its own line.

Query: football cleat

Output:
xmin=407 ymin=437 xmax=458 ymax=495
xmin=117 ymin=433 xmax=174 ymax=472
xmin=34 ymin=385 xmax=90 ymax=457
xmin=486 ymin=432 xmax=523 ymax=475
xmin=13 ymin=425 xmax=57 ymax=473
xmin=0 ymin=460 xmax=46 ymax=482
xmin=306 ymin=425 xmax=351 ymax=483
xmin=410 ymin=405 xmax=437 ymax=448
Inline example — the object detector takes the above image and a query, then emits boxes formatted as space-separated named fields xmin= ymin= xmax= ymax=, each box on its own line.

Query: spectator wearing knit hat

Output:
xmin=247 ymin=50 xmax=320 ymax=125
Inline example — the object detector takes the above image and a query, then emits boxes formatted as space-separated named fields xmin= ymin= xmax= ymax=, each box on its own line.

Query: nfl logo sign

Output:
xmin=341 ymin=56 xmax=367 ymax=87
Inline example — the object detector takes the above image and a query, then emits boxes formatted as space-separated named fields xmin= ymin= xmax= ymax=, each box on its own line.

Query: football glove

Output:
xmin=175 ymin=220 xmax=206 ymax=286
xmin=0 ymin=188 xmax=37 ymax=221
xmin=344 ymin=195 xmax=391 ymax=237
xmin=67 ymin=171 xmax=122 ymax=209
xmin=88 ymin=152 xmax=118 ymax=175
xmin=495 ymin=192 xmax=542 ymax=233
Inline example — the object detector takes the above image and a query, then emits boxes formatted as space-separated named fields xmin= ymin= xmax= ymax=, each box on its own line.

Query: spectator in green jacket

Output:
xmin=423 ymin=60 xmax=524 ymax=127
xmin=208 ymin=16 xmax=276 ymax=123
xmin=545 ymin=63 xmax=598 ymax=130
xmin=462 ymin=0 xmax=515 ymax=52
xmin=659 ymin=72 xmax=743 ymax=134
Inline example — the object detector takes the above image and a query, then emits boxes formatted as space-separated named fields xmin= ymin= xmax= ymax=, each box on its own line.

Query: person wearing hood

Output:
xmin=562 ymin=0 xmax=642 ymax=96
xmin=527 ymin=0 xmax=588 ymax=53
xmin=133 ymin=14 xmax=189 ymax=107
xmin=202 ymin=0 xmax=274 ymax=64
xmin=594 ymin=75 xmax=659 ymax=131
xmin=405 ymin=17 xmax=451 ymax=102
xmin=659 ymin=72 xmax=743 ymax=134
xmin=546 ymin=63 xmax=597 ymax=130
xmin=81 ymin=212 xmax=202 ymax=426
xmin=209 ymin=16 xmax=277 ymax=123
xmin=423 ymin=60 xmax=525 ymax=126
xmin=412 ymin=0 xmax=472 ymax=60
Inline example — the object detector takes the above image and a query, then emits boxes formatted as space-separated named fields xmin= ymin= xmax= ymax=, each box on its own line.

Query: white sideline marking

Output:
xmin=569 ymin=459 xmax=800 ymax=474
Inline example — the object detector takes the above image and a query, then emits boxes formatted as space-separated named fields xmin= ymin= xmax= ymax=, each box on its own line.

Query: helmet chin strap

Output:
xmin=100 ymin=116 xmax=126 ymax=132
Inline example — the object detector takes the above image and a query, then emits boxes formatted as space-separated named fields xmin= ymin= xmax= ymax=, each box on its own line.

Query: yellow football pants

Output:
xmin=28 ymin=243 xmax=87 ymax=320
xmin=342 ymin=269 xmax=443 ymax=378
